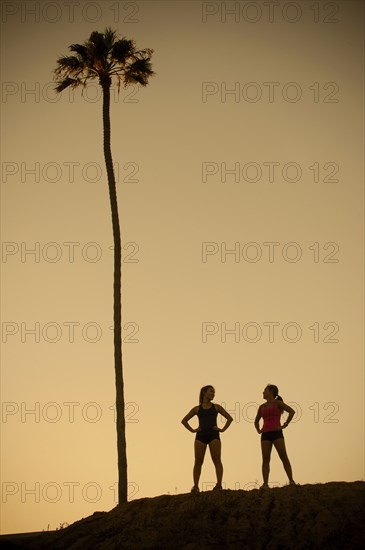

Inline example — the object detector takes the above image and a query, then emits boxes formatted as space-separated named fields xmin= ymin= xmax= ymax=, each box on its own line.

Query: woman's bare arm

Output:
xmin=181 ymin=406 xmax=199 ymax=433
xmin=277 ymin=400 xmax=295 ymax=427
xmin=215 ymin=404 xmax=233 ymax=432
xmin=254 ymin=404 xmax=263 ymax=434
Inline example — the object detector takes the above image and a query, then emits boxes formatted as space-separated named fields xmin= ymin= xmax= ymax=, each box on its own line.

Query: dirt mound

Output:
xmin=1 ymin=482 xmax=364 ymax=549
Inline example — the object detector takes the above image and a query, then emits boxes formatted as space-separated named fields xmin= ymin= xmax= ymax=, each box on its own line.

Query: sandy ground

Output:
xmin=0 ymin=481 xmax=364 ymax=549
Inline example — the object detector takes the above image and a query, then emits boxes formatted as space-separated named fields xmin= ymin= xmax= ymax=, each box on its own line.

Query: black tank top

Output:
xmin=197 ymin=404 xmax=218 ymax=431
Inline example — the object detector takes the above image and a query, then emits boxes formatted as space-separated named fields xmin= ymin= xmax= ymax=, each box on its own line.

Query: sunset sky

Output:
xmin=1 ymin=0 xmax=364 ymax=535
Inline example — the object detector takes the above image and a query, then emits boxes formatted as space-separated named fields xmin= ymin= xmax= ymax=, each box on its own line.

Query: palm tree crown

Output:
xmin=54 ymin=27 xmax=154 ymax=91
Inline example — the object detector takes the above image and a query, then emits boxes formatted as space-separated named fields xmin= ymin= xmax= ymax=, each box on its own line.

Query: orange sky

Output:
xmin=1 ymin=0 xmax=364 ymax=535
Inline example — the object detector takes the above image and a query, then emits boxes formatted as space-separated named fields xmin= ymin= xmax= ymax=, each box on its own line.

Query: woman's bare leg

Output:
xmin=193 ymin=440 xmax=207 ymax=487
xmin=261 ymin=440 xmax=273 ymax=485
xmin=273 ymin=438 xmax=294 ymax=483
xmin=209 ymin=439 xmax=223 ymax=486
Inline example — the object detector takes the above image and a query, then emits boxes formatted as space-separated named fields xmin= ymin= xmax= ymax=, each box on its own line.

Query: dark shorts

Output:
xmin=261 ymin=430 xmax=284 ymax=442
xmin=196 ymin=430 xmax=220 ymax=445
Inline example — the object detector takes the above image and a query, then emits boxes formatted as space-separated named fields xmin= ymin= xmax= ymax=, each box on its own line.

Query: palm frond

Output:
xmin=111 ymin=38 xmax=136 ymax=64
xmin=124 ymin=57 xmax=155 ymax=87
xmin=135 ymin=48 xmax=154 ymax=59
xmin=54 ymin=77 xmax=82 ymax=92
xmin=55 ymin=55 xmax=84 ymax=73
xmin=103 ymin=27 xmax=117 ymax=50
xmin=89 ymin=31 xmax=109 ymax=57
xmin=69 ymin=43 xmax=89 ymax=62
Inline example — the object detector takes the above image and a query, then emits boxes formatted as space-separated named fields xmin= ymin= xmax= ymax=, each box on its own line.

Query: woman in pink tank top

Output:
xmin=254 ymin=384 xmax=296 ymax=489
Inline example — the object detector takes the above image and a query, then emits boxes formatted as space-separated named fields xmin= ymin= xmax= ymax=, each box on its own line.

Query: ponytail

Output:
xmin=267 ymin=384 xmax=284 ymax=414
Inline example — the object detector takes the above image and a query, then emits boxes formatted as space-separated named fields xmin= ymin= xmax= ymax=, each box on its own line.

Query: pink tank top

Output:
xmin=261 ymin=401 xmax=281 ymax=432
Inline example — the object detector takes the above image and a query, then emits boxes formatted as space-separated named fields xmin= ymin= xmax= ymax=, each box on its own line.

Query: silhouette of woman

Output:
xmin=181 ymin=385 xmax=233 ymax=494
xmin=254 ymin=384 xmax=296 ymax=488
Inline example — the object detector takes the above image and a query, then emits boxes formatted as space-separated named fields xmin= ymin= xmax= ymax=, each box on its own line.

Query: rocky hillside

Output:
xmin=1 ymin=482 xmax=364 ymax=549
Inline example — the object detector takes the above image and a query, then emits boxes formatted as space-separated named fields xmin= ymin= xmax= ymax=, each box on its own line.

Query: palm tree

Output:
xmin=53 ymin=28 xmax=154 ymax=504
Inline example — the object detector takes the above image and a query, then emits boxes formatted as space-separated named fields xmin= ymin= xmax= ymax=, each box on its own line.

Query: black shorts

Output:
xmin=196 ymin=430 xmax=220 ymax=445
xmin=261 ymin=430 xmax=284 ymax=442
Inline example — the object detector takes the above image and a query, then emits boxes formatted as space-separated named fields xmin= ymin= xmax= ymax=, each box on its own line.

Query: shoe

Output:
xmin=260 ymin=483 xmax=269 ymax=490
xmin=190 ymin=485 xmax=200 ymax=495
xmin=213 ymin=484 xmax=222 ymax=491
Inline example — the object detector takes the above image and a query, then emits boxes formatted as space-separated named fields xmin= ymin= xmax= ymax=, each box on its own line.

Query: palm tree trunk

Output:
xmin=101 ymin=77 xmax=128 ymax=504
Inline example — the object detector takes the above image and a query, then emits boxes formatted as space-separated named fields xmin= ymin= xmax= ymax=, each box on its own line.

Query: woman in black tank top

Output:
xmin=181 ymin=385 xmax=233 ymax=494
